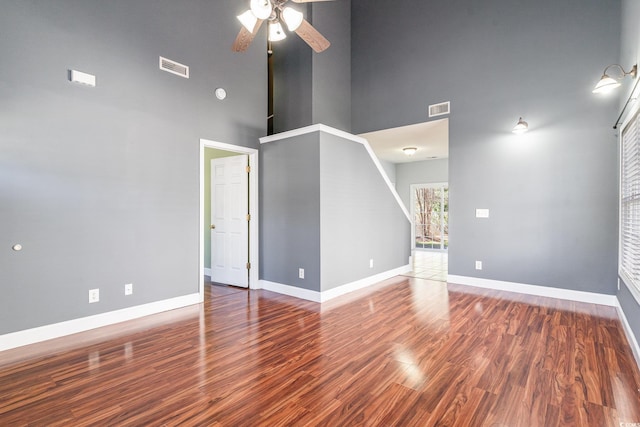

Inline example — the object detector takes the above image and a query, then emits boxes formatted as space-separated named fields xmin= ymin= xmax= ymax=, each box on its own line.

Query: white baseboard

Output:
xmin=204 ymin=268 xmax=212 ymax=277
xmin=0 ymin=293 xmax=201 ymax=352
xmin=260 ymin=264 xmax=412 ymax=303
xmin=616 ymin=303 xmax=640 ymax=370
xmin=446 ymin=275 xmax=619 ymax=307
xmin=259 ymin=280 xmax=321 ymax=302
xmin=320 ymin=264 xmax=411 ymax=302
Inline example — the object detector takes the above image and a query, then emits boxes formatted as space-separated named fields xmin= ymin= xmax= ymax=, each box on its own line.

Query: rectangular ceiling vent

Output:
xmin=159 ymin=56 xmax=189 ymax=79
xmin=429 ymin=101 xmax=450 ymax=118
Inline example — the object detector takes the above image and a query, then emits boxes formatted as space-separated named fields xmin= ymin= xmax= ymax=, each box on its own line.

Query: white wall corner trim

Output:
xmin=447 ymin=275 xmax=619 ymax=306
xmin=259 ymin=124 xmax=368 ymax=145
xmin=616 ymin=303 xmax=640 ymax=370
xmin=260 ymin=264 xmax=411 ymax=304
xmin=320 ymin=264 xmax=412 ymax=302
xmin=0 ymin=293 xmax=201 ymax=352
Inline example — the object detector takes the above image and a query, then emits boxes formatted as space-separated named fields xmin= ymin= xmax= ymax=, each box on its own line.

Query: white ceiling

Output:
xmin=359 ymin=118 xmax=449 ymax=164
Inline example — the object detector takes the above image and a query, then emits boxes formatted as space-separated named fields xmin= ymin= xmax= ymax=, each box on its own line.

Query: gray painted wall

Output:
xmin=0 ymin=0 xmax=266 ymax=335
xmin=319 ymin=133 xmax=410 ymax=291
xmin=311 ymin=0 xmax=352 ymax=132
xmin=273 ymin=1 xmax=351 ymax=133
xmin=352 ymin=0 xmax=620 ymax=295
xmin=260 ymin=129 xmax=410 ymax=293
xmin=272 ymin=6 xmax=313 ymax=135
xmin=618 ymin=0 xmax=640 ymax=345
xmin=259 ymin=133 xmax=322 ymax=291
xmin=396 ymin=159 xmax=449 ymax=211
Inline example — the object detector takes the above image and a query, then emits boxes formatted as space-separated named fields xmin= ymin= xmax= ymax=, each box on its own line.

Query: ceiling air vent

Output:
xmin=429 ymin=101 xmax=450 ymax=118
xmin=159 ymin=56 xmax=189 ymax=78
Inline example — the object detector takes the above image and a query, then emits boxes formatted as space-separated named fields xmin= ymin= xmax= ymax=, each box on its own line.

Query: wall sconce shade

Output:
xmin=593 ymin=75 xmax=621 ymax=94
xmin=403 ymin=147 xmax=418 ymax=156
xmin=512 ymin=117 xmax=528 ymax=134
xmin=592 ymin=64 xmax=637 ymax=94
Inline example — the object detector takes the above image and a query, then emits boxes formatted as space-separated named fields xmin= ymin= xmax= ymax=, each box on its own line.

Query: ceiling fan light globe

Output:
xmin=268 ymin=21 xmax=287 ymax=42
xmin=592 ymin=75 xmax=621 ymax=94
xmin=237 ymin=10 xmax=258 ymax=32
xmin=282 ymin=7 xmax=303 ymax=31
xmin=250 ymin=0 xmax=272 ymax=20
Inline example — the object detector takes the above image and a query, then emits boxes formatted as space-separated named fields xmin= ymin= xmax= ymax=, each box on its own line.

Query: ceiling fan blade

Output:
xmin=232 ymin=19 xmax=264 ymax=52
xmin=294 ymin=19 xmax=330 ymax=53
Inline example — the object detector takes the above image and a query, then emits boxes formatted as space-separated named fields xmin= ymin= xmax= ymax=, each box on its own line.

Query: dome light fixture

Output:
xmin=403 ymin=147 xmax=418 ymax=156
xmin=512 ymin=117 xmax=529 ymax=134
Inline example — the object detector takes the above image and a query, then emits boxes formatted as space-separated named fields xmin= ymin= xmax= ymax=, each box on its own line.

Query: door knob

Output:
xmin=211 ymin=224 xmax=216 ymax=229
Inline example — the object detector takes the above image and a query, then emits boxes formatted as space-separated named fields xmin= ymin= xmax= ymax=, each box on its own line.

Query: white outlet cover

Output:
xmin=475 ymin=261 xmax=483 ymax=270
xmin=70 ymin=69 xmax=96 ymax=87
xmin=125 ymin=283 xmax=133 ymax=295
xmin=299 ymin=268 xmax=305 ymax=279
xmin=89 ymin=288 xmax=100 ymax=303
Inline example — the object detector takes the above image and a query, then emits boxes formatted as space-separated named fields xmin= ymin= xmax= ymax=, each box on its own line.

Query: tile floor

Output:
xmin=403 ymin=250 xmax=448 ymax=281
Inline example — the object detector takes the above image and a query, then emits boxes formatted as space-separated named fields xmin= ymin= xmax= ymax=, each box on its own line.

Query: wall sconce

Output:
xmin=403 ymin=147 xmax=417 ymax=156
xmin=512 ymin=117 xmax=529 ymax=134
xmin=592 ymin=64 xmax=637 ymax=94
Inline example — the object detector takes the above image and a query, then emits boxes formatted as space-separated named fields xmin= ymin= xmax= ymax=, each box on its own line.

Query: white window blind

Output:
xmin=620 ymin=109 xmax=640 ymax=297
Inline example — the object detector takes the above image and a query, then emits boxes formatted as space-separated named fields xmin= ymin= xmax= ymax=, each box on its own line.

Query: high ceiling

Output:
xmin=359 ymin=118 xmax=449 ymax=164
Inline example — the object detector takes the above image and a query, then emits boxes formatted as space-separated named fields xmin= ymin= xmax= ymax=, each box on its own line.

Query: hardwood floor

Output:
xmin=1 ymin=277 xmax=639 ymax=426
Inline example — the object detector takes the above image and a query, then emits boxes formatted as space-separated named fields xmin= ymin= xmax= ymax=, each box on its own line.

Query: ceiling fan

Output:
xmin=233 ymin=0 xmax=334 ymax=53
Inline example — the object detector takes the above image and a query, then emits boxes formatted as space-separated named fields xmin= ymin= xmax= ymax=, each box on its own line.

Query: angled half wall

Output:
xmin=259 ymin=124 xmax=411 ymax=302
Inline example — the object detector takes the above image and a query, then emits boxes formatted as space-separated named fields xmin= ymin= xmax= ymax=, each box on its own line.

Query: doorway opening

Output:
xmin=412 ymin=183 xmax=448 ymax=251
xmin=199 ymin=139 xmax=259 ymax=302
xmin=406 ymin=183 xmax=448 ymax=281
xmin=357 ymin=118 xmax=449 ymax=283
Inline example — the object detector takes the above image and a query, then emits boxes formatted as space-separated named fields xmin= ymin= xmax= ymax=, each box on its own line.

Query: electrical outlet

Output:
xmin=125 ymin=283 xmax=133 ymax=295
xmin=475 ymin=261 xmax=483 ymax=270
xmin=369 ymin=259 xmax=374 ymax=268
xmin=88 ymin=288 xmax=100 ymax=303
xmin=299 ymin=268 xmax=305 ymax=279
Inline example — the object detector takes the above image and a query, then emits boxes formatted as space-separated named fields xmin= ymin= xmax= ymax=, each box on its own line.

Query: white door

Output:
xmin=210 ymin=155 xmax=249 ymax=287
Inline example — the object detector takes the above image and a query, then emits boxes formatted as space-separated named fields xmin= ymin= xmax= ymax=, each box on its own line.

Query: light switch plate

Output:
xmin=476 ymin=208 xmax=489 ymax=218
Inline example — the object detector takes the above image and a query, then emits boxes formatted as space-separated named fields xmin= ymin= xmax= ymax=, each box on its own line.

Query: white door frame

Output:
xmin=199 ymin=138 xmax=259 ymax=302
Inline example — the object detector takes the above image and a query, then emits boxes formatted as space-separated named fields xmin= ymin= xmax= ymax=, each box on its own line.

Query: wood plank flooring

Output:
xmin=1 ymin=277 xmax=639 ymax=426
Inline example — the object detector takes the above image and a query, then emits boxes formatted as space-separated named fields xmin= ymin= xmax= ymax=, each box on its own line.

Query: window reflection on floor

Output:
xmin=403 ymin=251 xmax=448 ymax=282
